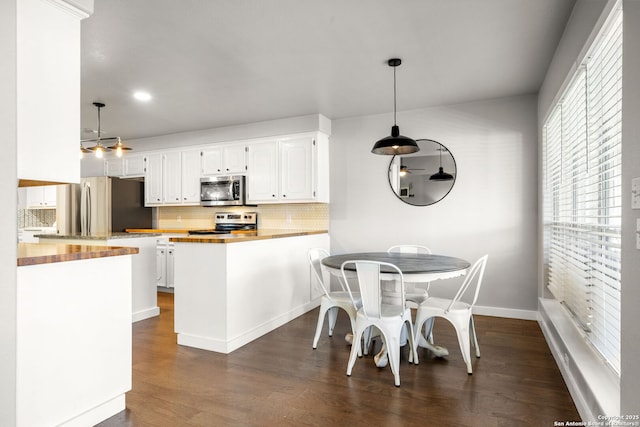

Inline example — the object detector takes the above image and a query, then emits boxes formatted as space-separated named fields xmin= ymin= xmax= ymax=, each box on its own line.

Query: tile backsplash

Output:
xmin=18 ymin=209 xmax=56 ymax=228
xmin=157 ymin=203 xmax=329 ymax=231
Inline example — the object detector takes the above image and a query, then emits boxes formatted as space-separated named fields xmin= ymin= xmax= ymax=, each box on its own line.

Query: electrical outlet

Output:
xmin=177 ymin=215 xmax=182 ymax=223
xmin=563 ymin=353 xmax=570 ymax=365
xmin=633 ymin=177 xmax=640 ymax=209
xmin=637 ymin=219 xmax=640 ymax=250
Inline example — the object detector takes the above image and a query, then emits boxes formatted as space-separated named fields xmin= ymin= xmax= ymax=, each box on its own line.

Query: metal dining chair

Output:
xmin=342 ymin=260 xmax=418 ymax=387
xmin=414 ymin=254 xmax=489 ymax=374
xmin=309 ymin=248 xmax=363 ymax=352
xmin=387 ymin=245 xmax=432 ymax=306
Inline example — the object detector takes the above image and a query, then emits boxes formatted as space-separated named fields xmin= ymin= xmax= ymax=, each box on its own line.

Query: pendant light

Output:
xmin=81 ymin=102 xmax=132 ymax=158
xmin=429 ymin=143 xmax=454 ymax=181
xmin=371 ymin=58 xmax=419 ymax=155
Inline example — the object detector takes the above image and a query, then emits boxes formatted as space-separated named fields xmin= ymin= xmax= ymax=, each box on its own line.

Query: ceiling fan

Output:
xmin=399 ymin=164 xmax=424 ymax=176
xmin=80 ymin=102 xmax=132 ymax=158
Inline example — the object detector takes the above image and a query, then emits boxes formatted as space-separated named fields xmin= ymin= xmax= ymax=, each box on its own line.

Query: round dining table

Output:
xmin=321 ymin=251 xmax=471 ymax=362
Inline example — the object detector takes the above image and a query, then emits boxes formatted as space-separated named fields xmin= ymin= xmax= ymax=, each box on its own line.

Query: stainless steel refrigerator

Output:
xmin=58 ymin=176 xmax=152 ymax=236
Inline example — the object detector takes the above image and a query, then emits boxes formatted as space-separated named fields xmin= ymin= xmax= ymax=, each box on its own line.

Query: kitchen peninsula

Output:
xmin=38 ymin=232 xmax=160 ymax=322
xmin=171 ymin=229 xmax=329 ymax=353
xmin=17 ymin=243 xmax=136 ymax=426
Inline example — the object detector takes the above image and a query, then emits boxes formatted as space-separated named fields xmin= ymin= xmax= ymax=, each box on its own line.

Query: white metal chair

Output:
xmin=310 ymin=249 xmax=362 ymax=352
xmin=342 ymin=260 xmax=418 ymax=387
xmin=414 ymin=254 xmax=488 ymax=374
xmin=387 ymin=245 xmax=432 ymax=306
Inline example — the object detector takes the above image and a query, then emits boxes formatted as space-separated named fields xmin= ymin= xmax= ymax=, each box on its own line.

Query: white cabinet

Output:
xmin=106 ymin=155 xmax=146 ymax=178
xmin=201 ymin=144 xmax=246 ymax=175
xmin=246 ymin=133 xmax=329 ymax=204
xmin=246 ymin=141 xmax=279 ymax=202
xmin=144 ymin=153 xmax=163 ymax=205
xmin=17 ymin=0 xmax=90 ymax=184
xmin=124 ymin=155 xmax=146 ymax=177
xmin=280 ymin=137 xmax=315 ymax=201
xmin=181 ymin=149 xmax=201 ymax=203
xmin=144 ymin=150 xmax=201 ymax=206
xmin=156 ymin=238 xmax=175 ymax=289
xmin=105 ymin=158 xmax=124 ymax=177
xmin=162 ymin=152 xmax=182 ymax=204
xmin=24 ymin=185 xmax=57 ymax=209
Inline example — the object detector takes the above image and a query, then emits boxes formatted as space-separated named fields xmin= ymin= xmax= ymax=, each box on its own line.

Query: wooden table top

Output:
xmin=322 ymin=252 xmax=470 ymax=274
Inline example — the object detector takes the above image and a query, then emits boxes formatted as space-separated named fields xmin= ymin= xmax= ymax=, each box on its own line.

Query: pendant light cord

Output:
xmin=96 ymin=105 xmax=102 ymax=140
xmin=393 ymin=65 xmax=397 ymax=126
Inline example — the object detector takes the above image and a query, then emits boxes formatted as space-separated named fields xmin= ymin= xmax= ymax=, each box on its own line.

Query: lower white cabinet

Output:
xmin=157 ymin=238 xmax=175 ymax=289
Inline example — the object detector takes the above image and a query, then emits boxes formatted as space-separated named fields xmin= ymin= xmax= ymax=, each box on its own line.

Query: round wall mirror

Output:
xmin=388 ymin=139 xmax=457 ymax=206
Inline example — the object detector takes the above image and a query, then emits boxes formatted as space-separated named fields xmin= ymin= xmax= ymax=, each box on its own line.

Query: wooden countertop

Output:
xmin=169 ymin=229 xmax=328 ymax=244
xmin=125 ymin=229 xmax=190 ymax=234
xmin=18 ymin=243 xmax=139 ymax=267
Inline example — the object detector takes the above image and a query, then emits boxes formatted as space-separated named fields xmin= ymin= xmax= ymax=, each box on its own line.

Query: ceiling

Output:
xmin=80 ymin=0 xmax=576 ymax=141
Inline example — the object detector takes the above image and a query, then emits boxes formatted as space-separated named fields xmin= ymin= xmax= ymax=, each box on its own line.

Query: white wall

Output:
xmin=329 ymin=94 xmax=539 ymax=314
xmin=0 ymin=0 xmax=17 ymax=424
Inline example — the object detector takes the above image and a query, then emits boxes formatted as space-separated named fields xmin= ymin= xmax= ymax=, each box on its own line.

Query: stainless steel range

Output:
xmin=188 ymin=212 xmax=257 ymax=235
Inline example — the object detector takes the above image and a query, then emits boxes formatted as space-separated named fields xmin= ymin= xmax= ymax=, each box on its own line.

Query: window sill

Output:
xmin=538 ymin=298 xmax=620 ymax=421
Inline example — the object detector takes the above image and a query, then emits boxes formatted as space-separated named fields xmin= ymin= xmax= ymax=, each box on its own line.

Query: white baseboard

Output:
xmin=60 ymin=394 xmax=125 ymax=427
xmin=473 ymin=304 xmax=538 ymax=320
xmin=178 ymin=299 xmax=321 ymax=354
xmin=132 ymin=306 xmax=160 ymax=323
xmin=538 ymin=298 xmax=619 ymax=421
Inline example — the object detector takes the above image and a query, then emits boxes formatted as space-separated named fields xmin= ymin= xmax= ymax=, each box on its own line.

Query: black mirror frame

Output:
xmin=387 ymin=139 xmax=457 ymax=206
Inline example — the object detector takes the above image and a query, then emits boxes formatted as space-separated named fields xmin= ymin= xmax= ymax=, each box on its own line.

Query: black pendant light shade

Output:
xmin=429 ymin=145 xmax=454 ymax=181
xmin=429 ymin=167 xmax=454 ymax=181
xmin=371 ymin=58 xmax=419 ymax=155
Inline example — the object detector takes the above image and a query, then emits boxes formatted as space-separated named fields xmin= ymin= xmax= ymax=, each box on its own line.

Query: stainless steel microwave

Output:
xmin=200 ymin=175 xmax=245 ymax=206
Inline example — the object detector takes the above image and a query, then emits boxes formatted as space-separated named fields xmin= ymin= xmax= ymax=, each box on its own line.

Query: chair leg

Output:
xmin=470 ymin=315 xmax=480 ymax=358
xmin=346 ymin=325 xmax=365 ymax=377
xmin=383 ymin=331 xmax=401 ymax=387
xmin=312 ymin=302 xmax=330 ymax=349
xmin=327 ymin=306 xmax=339 ymax=336
xmin=405 ymin=320 xmax=418 ymax=365
xmin=453 ymin=319 xmax=473 ymax=374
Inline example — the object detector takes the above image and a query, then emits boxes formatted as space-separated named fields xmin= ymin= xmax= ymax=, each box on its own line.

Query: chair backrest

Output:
xmin=341 ymin=260 xmax=406 ymax=319
xmin=387 ymin=245 xmax=432 ymax=255
xmin=308 ymin=248 xmax=359 ymax=306
xmin=447 ymin=254 xmax=488 ymax=313
xmin=308 ymin=248 xmax=331 ymax=297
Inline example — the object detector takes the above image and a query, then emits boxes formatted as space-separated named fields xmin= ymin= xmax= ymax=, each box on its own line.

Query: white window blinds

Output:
xmin=543 ymin=9 xmax=622 ymax=373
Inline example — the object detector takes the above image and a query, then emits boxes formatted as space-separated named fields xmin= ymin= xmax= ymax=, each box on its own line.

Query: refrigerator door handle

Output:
xmin=80 ymin=181 xmax=92 ymax=236
xmin=86 ymin=185 xmax=92 ymax=235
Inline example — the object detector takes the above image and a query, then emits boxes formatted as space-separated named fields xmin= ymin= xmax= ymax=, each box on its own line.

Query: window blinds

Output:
xmin=543 ymin=10 xmax=622 ymax=373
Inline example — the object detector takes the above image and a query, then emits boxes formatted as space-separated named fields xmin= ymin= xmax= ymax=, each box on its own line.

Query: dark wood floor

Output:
xmin=98 ymin=292 xmax=579 ymax=426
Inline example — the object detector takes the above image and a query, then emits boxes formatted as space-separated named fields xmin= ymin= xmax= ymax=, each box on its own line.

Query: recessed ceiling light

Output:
xmin=133 ymin=91 xmax=152 ymax=101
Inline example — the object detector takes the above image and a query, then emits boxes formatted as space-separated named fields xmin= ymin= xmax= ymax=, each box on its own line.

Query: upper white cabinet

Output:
xmin=144 ymin=154 xmax=163 ymax=205
xmin=181 ymin=149 xmax=201 ymax=203
xmin=17 ymin=0 xmax=91 ymax=184
xmin=144 ymin=150 xmax=201 ymax=206
xmin=246 ymin=141 xmax=278 ymax=202
xmin=18 ymin=185 xmax=57 ymax=209
xmin=106 ymin=154 xmax=146 ymax=178
xmin=105 ymin=158 xmax=124 ymax=177
xmin=201 ymin=145 xmax=246 ymax=176
xmin=246 ymin=133 xmax=329 ymax=204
